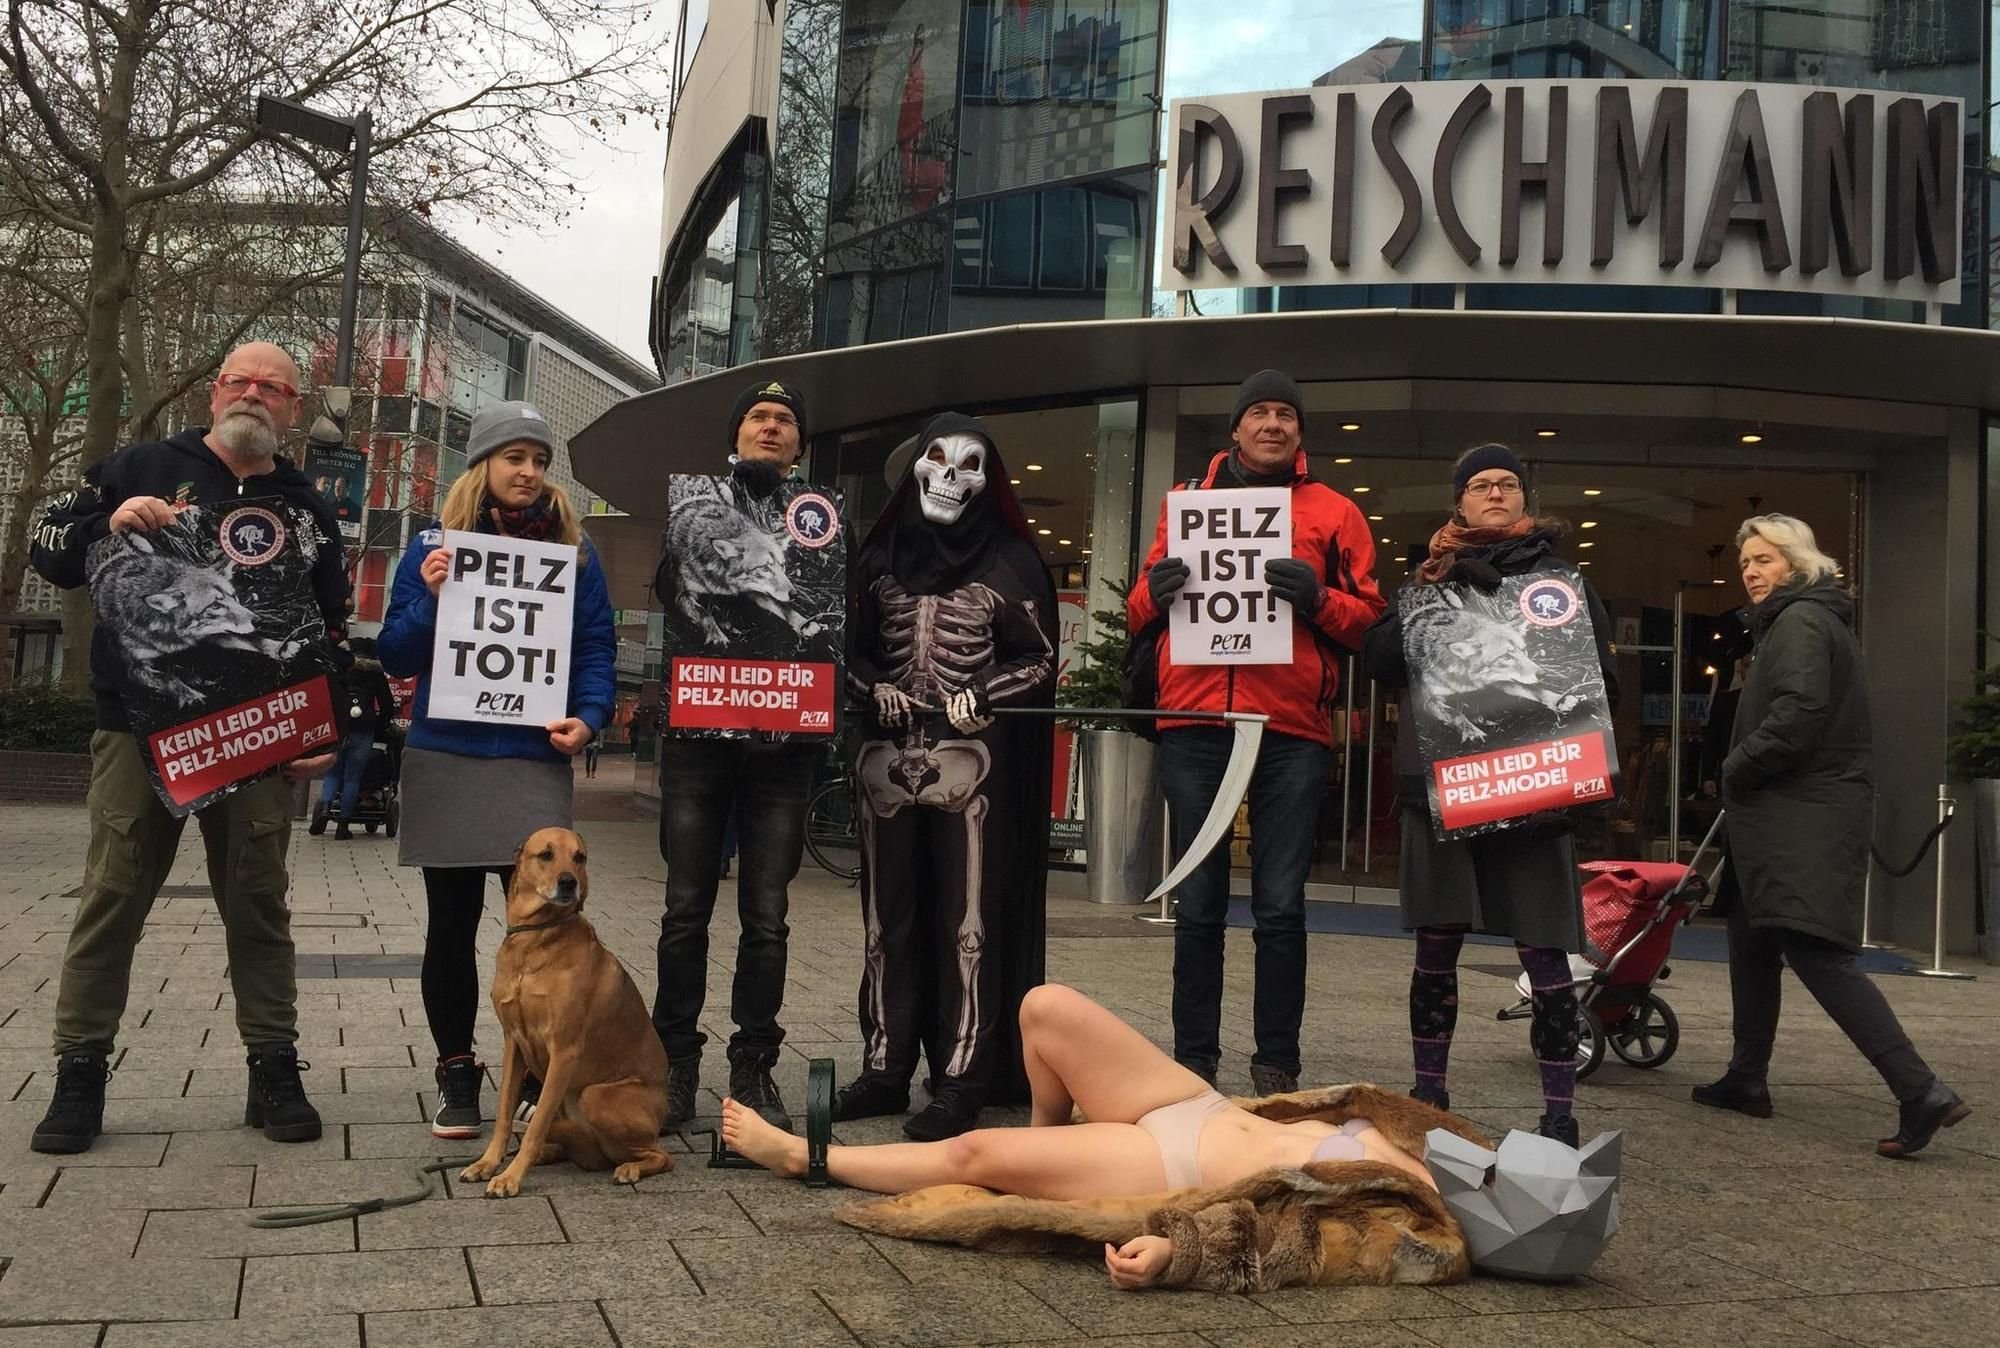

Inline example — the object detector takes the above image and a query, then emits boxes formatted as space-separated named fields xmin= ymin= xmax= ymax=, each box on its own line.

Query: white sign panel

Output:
xmin=1166 ymin=487 xmax=1294 ymax=666
xmin=430 ymin=530 xmax=577 ymax=725
xmin=1165 ymin=79 xmax=1962 ymax=305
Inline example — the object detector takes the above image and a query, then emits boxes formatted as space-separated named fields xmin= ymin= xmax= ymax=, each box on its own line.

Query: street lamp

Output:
xmin=254 ymin=95 xmax=372 ymax=399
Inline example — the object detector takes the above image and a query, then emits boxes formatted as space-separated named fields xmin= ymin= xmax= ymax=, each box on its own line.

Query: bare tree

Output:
xmin=1 ymin=0 xmax=669 ymax=679
xmin=761 ymin=0 xmax=842 ymax=358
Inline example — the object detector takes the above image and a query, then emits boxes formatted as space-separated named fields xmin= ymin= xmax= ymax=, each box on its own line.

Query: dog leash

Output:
xmin=248 ymin=1157 xmax=486 ymax=1228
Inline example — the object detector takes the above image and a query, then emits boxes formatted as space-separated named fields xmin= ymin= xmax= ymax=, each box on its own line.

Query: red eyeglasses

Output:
xmin=215 ymin=372 xmax=299 ymax=400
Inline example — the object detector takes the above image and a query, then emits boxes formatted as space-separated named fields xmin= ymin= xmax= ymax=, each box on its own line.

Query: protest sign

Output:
xmin=1165 ymin=487 xmax=1294 ymax=665
xmin=304 ymin=443 xmax=367 ymax=540
xmin=1399 ymin=569 xmax=1617 ymax=840
xmin=662 ymin=475 xmax=844 ymax=738
xmin=86 ymin=504 xmax=342 ymax=815
xmin=429 ymin=531 xmax=577 ymax=726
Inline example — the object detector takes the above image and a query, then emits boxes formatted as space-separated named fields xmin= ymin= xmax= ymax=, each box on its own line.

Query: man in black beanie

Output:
xmin=651 ymin=376 xmax=835 ymax=1134
xmin=1128 ymin=367 xmax=1385 ymax=1096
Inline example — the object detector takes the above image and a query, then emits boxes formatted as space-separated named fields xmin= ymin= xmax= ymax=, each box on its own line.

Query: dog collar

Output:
xmin=503 ymin=910 xmax=582 ymax=938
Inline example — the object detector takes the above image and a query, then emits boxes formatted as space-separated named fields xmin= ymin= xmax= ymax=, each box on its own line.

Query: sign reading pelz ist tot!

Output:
xmin=429 ymin=530 xmax=577 ymax=726
xmin=1167 ymin=486 xmax=1294 ymax=666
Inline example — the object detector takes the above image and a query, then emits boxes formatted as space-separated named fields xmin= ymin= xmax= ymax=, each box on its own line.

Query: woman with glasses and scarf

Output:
xmin=380 ymin=400 xmax=616 ymax=1142
xmin=1362 ymin=444 xmax=1616 ymax=1146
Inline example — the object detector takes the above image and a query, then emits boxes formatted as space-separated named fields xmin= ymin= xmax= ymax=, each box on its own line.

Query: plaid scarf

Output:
xmin=482 ymin=493 xmax=560 ymax=541
xmin=1416 ymin=514 xmax=1540 ymax=584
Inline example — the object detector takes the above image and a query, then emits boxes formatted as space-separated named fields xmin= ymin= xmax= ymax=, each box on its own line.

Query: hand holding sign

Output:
xmin=421 ymin=546 xmax=450 ymax=596
xmin=430 ymin=530 xmax=578 ymax=726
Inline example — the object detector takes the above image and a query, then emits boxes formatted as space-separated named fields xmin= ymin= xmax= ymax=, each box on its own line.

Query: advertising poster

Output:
xmin=305 ymin=443 xmax=367 ymax=540
xmin=427 ymin=531 xmax=578 ymax=726
xmin=1399 ymin=568 xmax=1617 ymax=840
xmin=1165 ymin=486 xmax=1294 ymax=665
xmin=85 ymin=503 xmax=342 ymax=815
xmin=662 ymin=475 xmax=845 ymax=738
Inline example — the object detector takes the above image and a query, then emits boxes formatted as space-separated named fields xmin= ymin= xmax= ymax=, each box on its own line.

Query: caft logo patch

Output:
xmin=1519 ymin=577 xmax=1580 ymax=628
xmin=785 ymin=492 xmax=839 ymax=549
xmin=219 ymin=506 xmax=286 ymax=566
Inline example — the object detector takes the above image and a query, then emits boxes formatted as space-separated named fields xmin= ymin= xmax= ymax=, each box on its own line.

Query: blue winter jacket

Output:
xmin=379 ymin=522 xmax=618 ymax=763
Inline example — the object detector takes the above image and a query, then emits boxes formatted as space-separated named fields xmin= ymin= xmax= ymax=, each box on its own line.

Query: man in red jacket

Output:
xmin=1127 ymin=369 xmax=1385 ymax=1094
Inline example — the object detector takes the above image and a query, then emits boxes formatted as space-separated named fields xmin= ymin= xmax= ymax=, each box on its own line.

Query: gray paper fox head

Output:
xmin=1425 ymin=1127 xmax=1622 ymax=1280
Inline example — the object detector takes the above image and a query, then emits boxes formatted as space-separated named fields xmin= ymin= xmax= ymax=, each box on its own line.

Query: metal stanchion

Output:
xmin=1907 ymin=785 xmax=1974 ymax=981
xmin=1137 ymin=796 xmax=1176 ymax=926
xmin=1339 ymin=657 xmax=1355 ymax=872
xmin=1860 ymin=792 xmax=1889 ymax=949
xmin=1362 ymin=680 xmax=1377 ymax=872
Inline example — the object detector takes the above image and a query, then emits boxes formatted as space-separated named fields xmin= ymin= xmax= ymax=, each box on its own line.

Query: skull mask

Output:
xmin=913 ymin=432 xmax=988 ymax=526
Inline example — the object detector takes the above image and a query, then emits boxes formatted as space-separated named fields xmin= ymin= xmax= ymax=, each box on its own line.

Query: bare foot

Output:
xmin=721 ymin=1097 xmax=808 ymax=1177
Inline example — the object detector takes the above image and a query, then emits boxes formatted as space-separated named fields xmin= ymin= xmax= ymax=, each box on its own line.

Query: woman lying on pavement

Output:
xmin=719 ymin=983 xmax=1487 ymax=1291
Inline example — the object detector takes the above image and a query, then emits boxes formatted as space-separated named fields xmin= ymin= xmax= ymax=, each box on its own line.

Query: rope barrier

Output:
xmin=1871 ymin=808 xmax=1956 ymax=879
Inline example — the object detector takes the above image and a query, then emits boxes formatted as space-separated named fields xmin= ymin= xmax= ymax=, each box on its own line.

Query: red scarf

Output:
xmin=1417 ymin=515 xmax=1539 ymax=584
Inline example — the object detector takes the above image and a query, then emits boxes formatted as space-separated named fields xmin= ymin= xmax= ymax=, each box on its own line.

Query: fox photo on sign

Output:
xmin=429 ymin=530 xmax=577 ymax=725
xmin=1399 ymin=569 xmax=1616 ymax=840
xmin=85 ymin=503 xmax=341 ymax=815
xmin=662 ymin=474 xmax=844 ymax=738
xmin=1167 ymin=486 xmax=1293 ymax=665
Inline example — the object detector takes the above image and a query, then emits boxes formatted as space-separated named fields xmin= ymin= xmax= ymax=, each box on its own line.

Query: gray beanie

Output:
xmin=466 ymin=400 xmax=556 ymax=468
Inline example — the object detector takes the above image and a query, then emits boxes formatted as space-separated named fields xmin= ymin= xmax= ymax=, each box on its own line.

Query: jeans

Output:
xmin=1724 ymin=902 xmax=1935 ymax=1102
xmin=1157 ymin=726 xmax=1332 ymax=1079
xmin=653 ymin=737 xmax=817 ymax=1067
xmin=317 ymin=728 xmax=376 ymax=820
xmin=57 ymin=731 xmax=297 ymax=1054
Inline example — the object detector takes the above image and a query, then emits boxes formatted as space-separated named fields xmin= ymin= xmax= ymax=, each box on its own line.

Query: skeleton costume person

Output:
xmin=836 ymin=412 xmax=1058 ymax=1142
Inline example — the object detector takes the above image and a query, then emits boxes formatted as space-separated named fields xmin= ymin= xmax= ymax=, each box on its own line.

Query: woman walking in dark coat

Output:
xmin=1693 ymin=514 xmax=1970 ymax=1158
xmin=1363 ymin=445 xmax=1616 ymax=1146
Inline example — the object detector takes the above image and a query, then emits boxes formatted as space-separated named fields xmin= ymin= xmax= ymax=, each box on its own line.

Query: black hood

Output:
xmin=860 ymin=411 xmax=1040 ymax=597
xmin=1744 ymin=577 xmax=1854 ymax=637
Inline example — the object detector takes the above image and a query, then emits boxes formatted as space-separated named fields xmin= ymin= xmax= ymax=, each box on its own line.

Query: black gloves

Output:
xmin=1148 ymin=556 xmax=1190 ymax=608
xmin=731 ymin=456 xmax=783 ymax=499
xmin=1264 ymin=557 xmax=1323 ymax=614
xmin=1448 ymin=556 xmax=1504 ymax=592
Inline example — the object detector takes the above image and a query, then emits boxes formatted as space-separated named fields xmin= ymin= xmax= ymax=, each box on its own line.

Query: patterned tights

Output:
xmin=1410 ymin=926 xmax=1580 ymax=1118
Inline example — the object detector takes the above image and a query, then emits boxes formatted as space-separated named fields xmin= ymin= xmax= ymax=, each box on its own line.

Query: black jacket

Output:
xmin=1362 ymin=529 xmax=1618 ymax=796
xmin=30 ymin=427 xmax=350 ymax=732
xmin=1718 ymin=580 xmax=1871 ymax=950
xmin=338 ymin=657 xmax=400 ymax=738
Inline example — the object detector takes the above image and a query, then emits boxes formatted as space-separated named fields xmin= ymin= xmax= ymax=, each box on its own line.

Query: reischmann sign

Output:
xmin=1166 ymin=79 xmax=1963 ymax=306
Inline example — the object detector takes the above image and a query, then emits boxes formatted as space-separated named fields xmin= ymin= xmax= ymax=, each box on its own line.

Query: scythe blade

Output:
xmin=1146 ymin=713 xmax=1267 ymax=905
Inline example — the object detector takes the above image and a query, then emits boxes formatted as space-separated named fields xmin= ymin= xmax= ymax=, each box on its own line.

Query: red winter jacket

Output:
xmin=1127 ymin=450 xmax=1385 ymax=748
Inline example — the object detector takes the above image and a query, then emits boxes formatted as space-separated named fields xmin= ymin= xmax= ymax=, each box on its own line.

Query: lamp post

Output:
xmin=254 ymin=95 xmax=372 ymax=392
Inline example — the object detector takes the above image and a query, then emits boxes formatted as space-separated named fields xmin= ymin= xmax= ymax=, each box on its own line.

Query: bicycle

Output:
xmin=803 ymin=771 xmax=862 ymax=881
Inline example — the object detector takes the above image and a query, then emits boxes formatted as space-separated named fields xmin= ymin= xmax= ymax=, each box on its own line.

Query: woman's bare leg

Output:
xmin=721 ymin=1097 xmax=1169 ymax=1199
xmin=1019 ymin=984 xmax=1212 ymax=1126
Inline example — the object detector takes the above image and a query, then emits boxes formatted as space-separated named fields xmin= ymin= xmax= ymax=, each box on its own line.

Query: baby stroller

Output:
xmin=1497 ymin=812 xmax=1725 ymax=1079
xmin=308 ymin=730 xmax=403 ymax=838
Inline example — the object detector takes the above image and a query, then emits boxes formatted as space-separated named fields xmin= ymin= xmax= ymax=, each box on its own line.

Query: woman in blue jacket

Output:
xmin=380 ymin=401 xmax=616 ymax=1139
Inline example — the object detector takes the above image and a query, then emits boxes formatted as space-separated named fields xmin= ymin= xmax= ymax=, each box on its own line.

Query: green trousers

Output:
xmin=54 ymin=731 xmax=299 ymax=1055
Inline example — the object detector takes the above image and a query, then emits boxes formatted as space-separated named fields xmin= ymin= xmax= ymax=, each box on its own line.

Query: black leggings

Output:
xmin=421 ymin=865 xmax=512 ymax=1061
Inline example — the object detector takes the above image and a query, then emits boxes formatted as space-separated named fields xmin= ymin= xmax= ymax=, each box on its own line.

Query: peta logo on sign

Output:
xmin=1519 ymin=577 xmax=1581 ymax=628
xmin=474 ymin=691 xmax=526 ymax=715
xmin=218 ymin=506 xmax=286 ymax=566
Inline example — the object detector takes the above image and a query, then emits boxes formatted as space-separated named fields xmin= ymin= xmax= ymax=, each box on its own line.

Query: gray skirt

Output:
xmin=1398 ymin=807 xmax=1584 ymax=951
xmin=397 ymin=747 xmax=575 ymax=869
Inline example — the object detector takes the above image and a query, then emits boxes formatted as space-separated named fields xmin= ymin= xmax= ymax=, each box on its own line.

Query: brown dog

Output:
xmin=460 ymin=827 xmax=673 ymax=1197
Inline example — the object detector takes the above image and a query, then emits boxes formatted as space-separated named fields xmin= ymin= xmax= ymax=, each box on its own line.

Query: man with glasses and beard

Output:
xmin=26 ymin=341 xmax=349 ymax=1156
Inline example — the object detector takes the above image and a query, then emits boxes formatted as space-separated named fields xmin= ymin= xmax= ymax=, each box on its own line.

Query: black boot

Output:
xmin=1691 ymin=1071 xmax=1774 ymax=1119
xmin=729 ymin=1058 xmax=792 ymax=1132
xmin=1250 ymin=1063 xmax=1299 ymax=1096
xmin=830 ymin=1073 xmax=910 ymax=1122
xmin=244 ymin=1042 xmax=323 ymax=1142
xmin=1410 ymin=1083 xmax=1452 ymax=1113
xmin=1877 ymin=1079 xmax=1972 ymax=1159
xmin=333 ymin=823 xmax=355 ymax=841
xmin=904 ymin=1083 xmax=983 ymax=1142
xmin=663 ymin=1058 xmax=700 ymax=1131
xmin=1536 ymin=1112 xmax=1580 ymax=1147
xmin=31 ymin=1050 xmax=110 ymax=1155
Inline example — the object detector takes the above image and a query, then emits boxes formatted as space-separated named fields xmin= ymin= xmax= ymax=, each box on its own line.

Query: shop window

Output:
xmin=987 ymin=193 xmax=1037 ymax=288
xmin=1039 ymin=188 xmax=1089 ymax=290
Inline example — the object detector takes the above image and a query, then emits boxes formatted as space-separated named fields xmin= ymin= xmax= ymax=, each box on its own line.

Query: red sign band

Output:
xmin=670 ymin=657 xmax=837 ymax=735
xmin=147 ymin=675 xmax=339 ymax=808
xmin=1431 ymin=730 xmax=1614 ymax=832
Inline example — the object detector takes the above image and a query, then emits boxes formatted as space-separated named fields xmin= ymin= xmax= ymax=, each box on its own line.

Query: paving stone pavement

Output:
xmin=1 ymin=761 xmax=1997 ymax=1345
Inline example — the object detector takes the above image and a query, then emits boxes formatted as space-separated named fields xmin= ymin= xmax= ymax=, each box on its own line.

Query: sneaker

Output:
xmin=30 ymin=1050 xmax=110 ymax=1155
xmin=1877 ymin=1079 xmax=1972 ymax=1159
xmin=903 ymin=1084 xmax=982 ymax=1142
xmin=432 ymin=1055 xmax=484 ymax=1139
xmin=729 ymin=1059 xmax=792 ymax=1132
xmin=333 ymin=824 xmax=355 ymax=841
xmin=244 ymin=1042 xmax=323 ymax=1143
xmin=830 ymin=1073 xmax=910 ymax=1122
xmin=1691 ymin=1072 xmax=1774 ymax=1119
xmin=512 ymin=1073 xmax=544 ymax=1126
xmin=1410 ymin=1083 xmax=1452 ymax=1113
xmin=1536 ymin=1112 xmax=1581 ymax=1147
xmin=663 ymin=1058 xmax=700 ymax=1131
xmin=1250 ymin=1063 xmax=1299 ymax=1096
